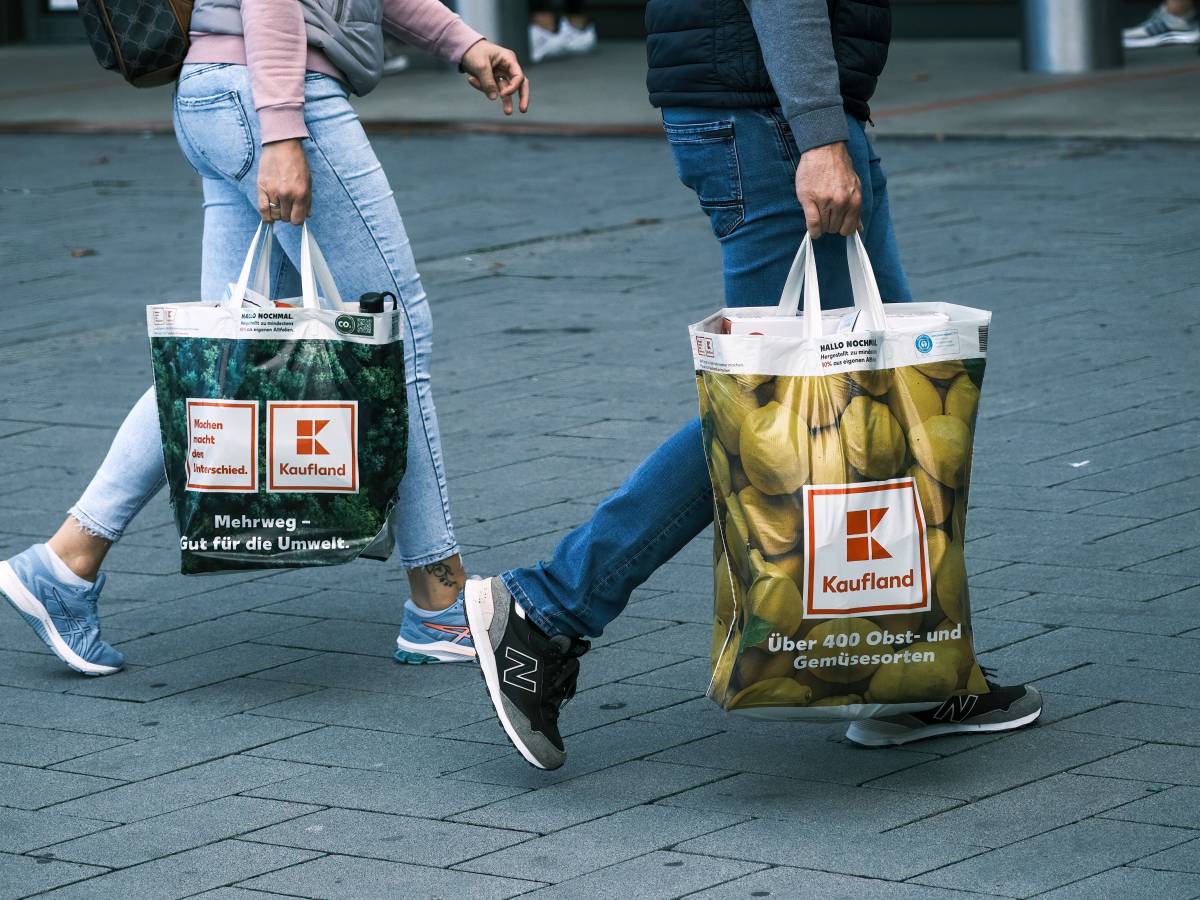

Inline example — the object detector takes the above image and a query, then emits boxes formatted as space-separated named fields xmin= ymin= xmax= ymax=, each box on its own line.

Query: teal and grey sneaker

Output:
xmin=393 ymin=596 xmax=475 ymax=664
xmin=0 ymin=545 xmax=124 ymax=676
xmin=845 ymin=682 xmax=1043 ymax=747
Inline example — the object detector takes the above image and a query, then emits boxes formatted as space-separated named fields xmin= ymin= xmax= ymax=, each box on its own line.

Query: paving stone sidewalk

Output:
xmin=0 ymin=133 xmax=1198 ymax=899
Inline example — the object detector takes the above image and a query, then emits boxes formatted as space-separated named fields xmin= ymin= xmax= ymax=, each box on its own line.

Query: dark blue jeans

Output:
xmin=504 ymin=109 xmax=913 ymax=638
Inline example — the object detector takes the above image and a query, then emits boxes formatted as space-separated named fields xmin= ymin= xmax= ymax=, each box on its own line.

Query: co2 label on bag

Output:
xmin=185 ymin=400 xmax=258 ymax=493
xmin=802 ymin=477 xmax=931 ymax=618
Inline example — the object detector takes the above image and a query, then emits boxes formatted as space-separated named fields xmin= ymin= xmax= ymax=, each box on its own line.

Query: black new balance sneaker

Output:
xmin=464 ymin=576 xmax=589 ymax=770
xmin=845 ymin=682 xmax=1043 ymax=747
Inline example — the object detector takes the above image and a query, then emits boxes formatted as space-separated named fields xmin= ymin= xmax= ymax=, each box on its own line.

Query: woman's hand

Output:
xmin=460 ymin=39 xmax=530 ymax=115
xmin=258 ymin=139 xmax=312 ymax=224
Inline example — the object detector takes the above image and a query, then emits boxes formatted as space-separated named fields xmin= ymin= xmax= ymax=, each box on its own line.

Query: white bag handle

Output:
xmin=776 ymin=232 xmax=888 ymax=338
xmin=225 ymin=221 xmax=345 ymax=311
xmin=300 ymin=222 xmax=343 ymax=310
xmin=227 ymin=221 xmax=275 ymax=307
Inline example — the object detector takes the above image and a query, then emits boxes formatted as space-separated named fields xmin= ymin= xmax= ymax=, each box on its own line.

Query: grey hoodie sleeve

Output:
xmin=746 ymin=0 xmax=849 ymax=155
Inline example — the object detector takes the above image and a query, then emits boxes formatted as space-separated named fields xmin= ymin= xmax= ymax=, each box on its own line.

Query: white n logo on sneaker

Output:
xmin=502 ymin=647 xmax=539 ymax=693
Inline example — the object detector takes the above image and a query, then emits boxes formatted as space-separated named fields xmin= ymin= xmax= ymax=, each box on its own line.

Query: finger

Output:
xmin=278 ymin=196 xmax=294 ymax=225
xmin=518 ymin=77 xmax=530 ymax=113
xmin=502 ymin=93 xmax=513 ymax=115
xmin=475 ymin=62 xmax=499 ymax=100
xmin=842 ymin=195 xmax=863 ymax=237
xmin=467 ymin=75 xmax=482 ymax=90
xmin=801 ymin=198 xmax=823 ymax=239
xmin=258 ymin=189 xmax=274 ymax=223
xmin=498 ymin=65 xmax=524 ymax=99
xmin=826 ymin=199 xmax=848 ymax=238
xmin=290 ymin=197 xmax=308 ymax=226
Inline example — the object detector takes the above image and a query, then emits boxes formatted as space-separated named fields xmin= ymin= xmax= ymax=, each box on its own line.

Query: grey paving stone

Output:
xmin=970 ymin=562 xmax=1195 ymax=603
xmin=254 ymin=588 xmax=400 ymax=624
xmin=446 ymin=719 xmax=718 ymax=788
xmin=1053 ymin=701 xmax=1200 ymax=746
xmin=0 ymin=762 xmax=122 ymax=811
xmin=247 ymin=724 xmax=510 ymax=776
xmin=0 ymin=722 xmax=128 ymax=767
xmin=1037 ymin=664 xmax=1200 ymax=708
xmin=456 ymin=804 xmax=743 ymax=883
xmin=518 ymin=850 xmax=764 ymax=900
xmin=584 ymin=613 xmax=679 ymax=649
xmin=980 ymin=593 xmax=1198 ymax=637
xmin=970 ymin=618 xmax=1049 ymax=652
xmin=621 ymin=656 xmax=713 ymax=692
xmin=889 ymin=773 xmax=1154 ymax=848
xmin=46 ymin=755 xmax=319 ymax=823
xmin=101 ymin=581 xmax=320 ymax=643
xmin=246 ymin=686 xmax=496 ymax=736
xmin=243 ymin=764 xmax=527 ymax=818
xmin=628 ymin=591 xmax=711 ymax=624
xmin=452 ymin=760 xmax=730 ymax=833
xmin=34 ymin=839 xmax=320 ymax=900
xmin=243 ymin=806 xmax=531 ymax=867
xmin=249 ymin=650 xmax=481 ymax=696
xmin=0 ymin=647 xmax=115 ymax=692
xmin=0 ymin=807 xmax=114 ymax=854
xmin=67 ymin=643 xmax=318 ymax=702
xmin=42 ymin=796 xmax=320 ymax=868
xmin=239 ymin=854 xmax=542 ymax=899
xmin=1073 ymin=744 xmax=1200 ymax=786
xmin=1034 ymin=866 xmax=1200 ymax=900
xmin=863 ymin=727 xmax=1138 ymax=801
xmin=659 ymin=773 xmax=960 ymax=831
xmin=1102 ymin=786 xmax=1200 ymax=828
xmin=685 ymin=866 xmax=989 ymax=899
xmin=575 ymin=645 xmax=692 ymax=691
xmin=0 ymin=852 xmax=107 ymax=900
xmin=648 ymin=730 xmax=937 ymax=787
xmin=51 ymin=714 xmax=319 ymax=780
xmin=249 ymin=618 xmax=398 ymax=658
xmin=913 ymin=819 xmax=1194 ymax=898
xmin=114 ymin=612 xmax=319 ymax=666
xmin=679 ymin=817 xmax=987 ymax=880
xmin=1135 ymin=837 xmax=1200 ymax=874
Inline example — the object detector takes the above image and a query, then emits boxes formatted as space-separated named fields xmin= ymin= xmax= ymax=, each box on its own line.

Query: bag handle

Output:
xmin=227 ymin=221 xmax=275 ymax=307
xmin=775 ymin=232 xmax=888 ymax=338
xmin=225 ymin=221 xmax=345 ymax=311
xmin=300 ymin=223 xmax=343 ymax=310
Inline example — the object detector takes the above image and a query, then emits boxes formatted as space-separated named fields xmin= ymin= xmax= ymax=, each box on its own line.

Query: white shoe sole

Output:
xmin=845 ymin=706 xmax=1043 ymax=747
xmin=464 ymin=579 xmax=547 ymax=770
xmin=0 ymin=561 xmax=120 ymax=676
xmin=1125 ymin=31 xmax=1200 ymax=48
xmin=394 ymin=636 xmax=475 ymax=662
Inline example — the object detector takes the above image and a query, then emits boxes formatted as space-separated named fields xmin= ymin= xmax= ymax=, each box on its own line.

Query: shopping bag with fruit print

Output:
xmin=690 ymin=233 xmax=991 ymax=720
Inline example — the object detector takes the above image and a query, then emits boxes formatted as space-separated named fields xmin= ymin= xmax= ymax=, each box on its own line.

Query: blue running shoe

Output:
xmin=0 ymin=546 xmax=124 ymax=676
xmin=394 ymin=595 xmax=475 ymax=665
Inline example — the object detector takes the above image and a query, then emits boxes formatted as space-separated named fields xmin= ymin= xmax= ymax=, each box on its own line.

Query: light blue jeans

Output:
xmin=70 ymin=63 xmax=458 ymax=568
xmin=505 ymin=109 xmax=911 ymax=638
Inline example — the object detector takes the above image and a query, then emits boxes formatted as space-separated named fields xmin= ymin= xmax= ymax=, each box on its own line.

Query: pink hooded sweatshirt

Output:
xmin=185 ymin=0 xmax=484 ymax=144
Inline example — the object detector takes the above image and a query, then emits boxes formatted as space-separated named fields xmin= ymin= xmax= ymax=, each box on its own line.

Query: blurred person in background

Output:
xmin=1124 ymin=1 xmax=1199 ymax=47
xmin=529 ymin=0 xmax=598 ymax=63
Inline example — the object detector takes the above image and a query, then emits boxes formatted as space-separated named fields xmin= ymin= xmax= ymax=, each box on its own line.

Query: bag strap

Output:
xmin=775 ymin=233 xmax=889 ymax=338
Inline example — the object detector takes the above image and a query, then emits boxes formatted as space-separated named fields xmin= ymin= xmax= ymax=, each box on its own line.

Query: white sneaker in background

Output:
xmin=529 ymin=23 xmax=567 ymax=64
xmin=559 ymin=19 xmax=598 ymax=55
xmin=1123 ymin=3 xmax=1200 ymax=48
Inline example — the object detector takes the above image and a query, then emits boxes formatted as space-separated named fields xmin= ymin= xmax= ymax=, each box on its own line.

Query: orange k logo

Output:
xmin=847 ymin=507 xmax=892 ymax=562
xmin=296 ymin=419 xmax=330 ymax=456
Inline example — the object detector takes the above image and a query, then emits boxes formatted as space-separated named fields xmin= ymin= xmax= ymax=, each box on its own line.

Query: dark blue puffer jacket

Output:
xmin=645 ymin=0 xmax=891 ymax=122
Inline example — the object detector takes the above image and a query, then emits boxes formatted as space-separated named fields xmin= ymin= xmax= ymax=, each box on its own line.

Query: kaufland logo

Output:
xmin=268 ymin=402 xmax=358 ymax=493
xmin=802 ymin=478 xmax=931 ymax=618
xmin=296 ymin=419 xmax=330 ymax=456
xmin=847 ymin=508 xmax=891 ymax=562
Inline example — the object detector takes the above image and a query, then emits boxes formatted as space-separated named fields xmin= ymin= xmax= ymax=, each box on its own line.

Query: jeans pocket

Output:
xmin=173 ymin=90 xmax=255 ymax=182
xmin=663 ymin=119 xmax=745 ymax=239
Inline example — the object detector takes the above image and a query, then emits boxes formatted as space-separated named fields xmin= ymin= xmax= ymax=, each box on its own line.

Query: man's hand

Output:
xmin=461 ymin=39 xmax=530 ymax=115
xmin=258 ymin=139 xmax=311 ymax=225
xmin=795 ymin=142 xmax=861 ymax=238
